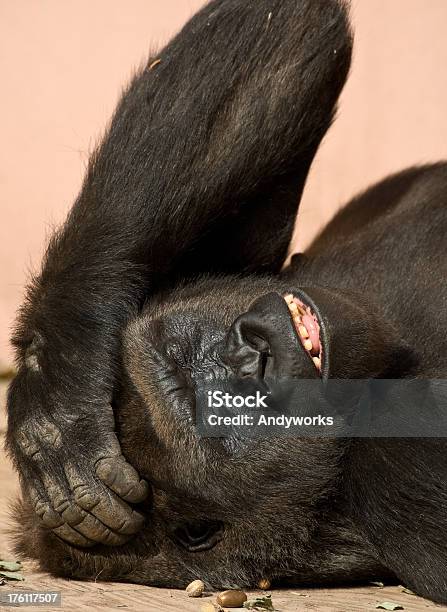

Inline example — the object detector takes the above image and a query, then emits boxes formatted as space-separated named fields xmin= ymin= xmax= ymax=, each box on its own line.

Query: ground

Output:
xmin=0 ymin=382 xmax=445 ymax=611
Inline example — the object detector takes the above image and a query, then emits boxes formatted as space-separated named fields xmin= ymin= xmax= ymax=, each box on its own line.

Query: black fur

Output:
xmin=6 ymin=0 xmax=447 ymax=604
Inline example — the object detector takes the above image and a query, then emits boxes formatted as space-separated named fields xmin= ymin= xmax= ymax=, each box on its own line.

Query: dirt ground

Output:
xmin=0 ymin=382 xmax=445 ymax=611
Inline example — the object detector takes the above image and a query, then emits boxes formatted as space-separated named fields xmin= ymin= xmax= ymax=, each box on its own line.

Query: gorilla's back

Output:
xmin=299 ymin=163 xmax=447 ymax=374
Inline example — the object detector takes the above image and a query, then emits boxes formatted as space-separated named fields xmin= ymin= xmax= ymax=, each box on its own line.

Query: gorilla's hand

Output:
xmin=7 ymin=375 xmax=148 ymax=547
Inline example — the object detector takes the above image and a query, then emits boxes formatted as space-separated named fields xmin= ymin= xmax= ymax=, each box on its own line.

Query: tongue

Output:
xmin=301 ymin=313 xmax=321 ymax=356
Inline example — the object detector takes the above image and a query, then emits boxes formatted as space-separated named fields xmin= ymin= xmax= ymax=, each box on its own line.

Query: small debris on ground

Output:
xmin=257 ymin=578 xmax=271 ymax=590
xmin=400 ymin=586 xmax=415 ymax=595
xmin=186 ymin=579 xmax=205 ymax=597
xmin=148 ymin=58 xmax=161 ymax=71
xmin=375 ymin=603 xmax=404 ymax=611
xmin=217 ymin=590 xmax=247 ymax=607
xmin=0 ymin=559 xmax=24 ymax=582
xmin=243 ymin=594 xmax=275 ymax=610
xmin=0 ymin=561 xmax=22 ymax=572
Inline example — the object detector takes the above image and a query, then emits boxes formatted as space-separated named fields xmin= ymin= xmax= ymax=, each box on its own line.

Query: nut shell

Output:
xmin=258 ymin=578 xmax=272 ymax=590
xmin=216 ymin=589 xmax=248 ymax=607
xmin=185 ymin=579 xmax=205 ymax=597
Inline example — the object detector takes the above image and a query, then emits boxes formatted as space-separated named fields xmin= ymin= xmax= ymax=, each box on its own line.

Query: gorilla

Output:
xmin=6 ymin=0 xmax=447 ymax=604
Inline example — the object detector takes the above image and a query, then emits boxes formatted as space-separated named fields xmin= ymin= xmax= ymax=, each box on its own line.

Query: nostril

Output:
xmin=260 ymin=352 xmax=270 ymax=379
xmin=223 ymin=316 xmax=267 ymax=379
xmin=226 ymin=342 xmax=265 ymax=379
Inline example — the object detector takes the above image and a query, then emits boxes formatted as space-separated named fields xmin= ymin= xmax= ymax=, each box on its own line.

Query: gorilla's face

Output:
xmin=112 ymin=277 xmax=368 ymax=588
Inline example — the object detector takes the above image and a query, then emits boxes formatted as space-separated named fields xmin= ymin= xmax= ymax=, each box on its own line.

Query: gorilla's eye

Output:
xmin=173 ymin=520 xmax=223 ymax=552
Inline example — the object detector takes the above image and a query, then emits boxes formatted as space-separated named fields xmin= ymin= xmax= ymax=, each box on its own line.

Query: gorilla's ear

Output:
xmin=94 ymin=0 xmax=352 ymax=279
xmin=297 ymin=288 xmax=418 ymax=378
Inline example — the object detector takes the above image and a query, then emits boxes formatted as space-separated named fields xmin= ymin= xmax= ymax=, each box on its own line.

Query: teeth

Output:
xmin=298 ymin=324 xmax=309 ymax=339
xmin=303 ymin=339 xmax=313 ymax=351
xmin=293 ymin=318 xmax=302 ymax=330
xmin=293 ymin=299 xmax=307 ymax=316
xmin=284 ymin=292 xmax=321 ymax=374
xmin=288 ymin=302 xmax=298 ymax=314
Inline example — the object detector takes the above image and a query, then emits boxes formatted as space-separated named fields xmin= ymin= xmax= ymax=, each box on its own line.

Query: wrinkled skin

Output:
xmin=7 ymin=0 xmax=447 ymax=605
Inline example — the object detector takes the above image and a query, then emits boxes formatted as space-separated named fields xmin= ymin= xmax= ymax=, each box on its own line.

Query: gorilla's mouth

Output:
xmin=284 ymin=293 xmax=322 ymax=373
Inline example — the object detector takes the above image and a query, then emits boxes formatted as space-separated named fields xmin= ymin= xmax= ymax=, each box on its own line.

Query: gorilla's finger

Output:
xmin=95 ymin=456 xmax=149 ymax=503
xmin=45 ymin=478 xmax=132 ymax=545
xmin=64 ymin=511 xmax=130 ymax=546
xmin=28 ymin=485 xmax=64 ymax=529
xmin=52 ymin=522 xmax=96 ymax=548
xmin=29 ymin=482 xmax=106 ymax=547
xmin=72 ymin=482 xmax=145 ymax=535
xmin=45 ymin=480 xmax=87 ymax=526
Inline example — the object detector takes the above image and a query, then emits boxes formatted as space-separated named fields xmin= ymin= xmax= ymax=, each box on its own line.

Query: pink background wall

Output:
xmin=1 ymin=0 xmax=447 ymax=366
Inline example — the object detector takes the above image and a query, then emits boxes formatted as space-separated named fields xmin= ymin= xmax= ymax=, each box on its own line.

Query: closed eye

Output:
xmin=173 ymin=520 xmax=224 ymax=552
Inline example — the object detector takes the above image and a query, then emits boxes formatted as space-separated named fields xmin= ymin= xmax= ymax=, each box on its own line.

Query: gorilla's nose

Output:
xmin=223 ymin=292 xmax=317 ymax=380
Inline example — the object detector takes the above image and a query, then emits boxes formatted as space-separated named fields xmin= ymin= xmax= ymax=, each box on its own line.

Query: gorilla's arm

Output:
xmin=7 ymin=0 xmax=352 ymax=545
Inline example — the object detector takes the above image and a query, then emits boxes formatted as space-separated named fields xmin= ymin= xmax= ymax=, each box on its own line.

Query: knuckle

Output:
xmin=95 ymin=457 xmax=115 ymax=481
xmin=33 ymin=497 xmax=48 ymax=516
xmin=124 ymin=479 xmax=149 ymax=503
xmin=75 ymin=514 xmax=126 ymax=546
xmin=95 ymin=457 xmax=148 ymax=502
xmin=16 ymin=428 xmax=40 ymax=459
xmin=73 ymin=484 xmax=99 ymax=510
xmin=41 ymin=509 xmax=64 ymax=529
xmin=32 ymin=498 xmax=63 ymax=528
xmin=61 ymin=504 xmax=86 ymax=526
xmin=16 ymin=418 xmax=63 ymax=459
xmin=53 ymin=497 xmax=71 ymax=514
xmin=39 ymin=422 xmax=62 ymax=449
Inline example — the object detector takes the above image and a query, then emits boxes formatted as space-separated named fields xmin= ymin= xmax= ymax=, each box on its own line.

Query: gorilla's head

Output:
xmin=100 ymin=275 xmax=409 ymax=588
xmin=15 ymin=275 xmax=412 ymax=589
